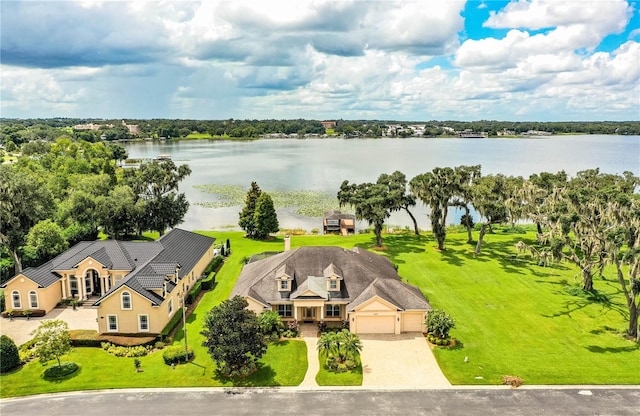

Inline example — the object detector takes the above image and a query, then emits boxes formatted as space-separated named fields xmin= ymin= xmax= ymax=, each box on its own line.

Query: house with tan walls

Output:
xmin=2 ymin=229 xmax=216 ymax=335
xmin=231 ymin=237 xmax=431 ymax=334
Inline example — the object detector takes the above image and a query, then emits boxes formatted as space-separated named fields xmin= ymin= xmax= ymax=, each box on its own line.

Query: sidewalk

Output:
xmin=299 ymin=337 xmax=319 ymax=387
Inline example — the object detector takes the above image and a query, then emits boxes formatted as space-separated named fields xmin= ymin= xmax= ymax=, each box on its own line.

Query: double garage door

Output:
xmin=354 ymin=315 xmax=395 ymax=334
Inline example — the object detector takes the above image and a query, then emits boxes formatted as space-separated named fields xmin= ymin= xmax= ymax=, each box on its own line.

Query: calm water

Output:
xmin=124 ymin=136 xmax=640 ymax=231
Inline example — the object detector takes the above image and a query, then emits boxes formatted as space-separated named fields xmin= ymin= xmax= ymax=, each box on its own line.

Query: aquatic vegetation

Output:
xmin=194 ymin=184 xmax=340 ymax=217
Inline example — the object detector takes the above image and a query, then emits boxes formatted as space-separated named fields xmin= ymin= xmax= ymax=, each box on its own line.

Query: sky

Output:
xmin=1 ymin=0 xmax=639 ymax=121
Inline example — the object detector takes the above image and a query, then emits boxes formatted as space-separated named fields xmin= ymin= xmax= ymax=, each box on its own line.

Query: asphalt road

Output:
xmin=2 ymin=388 xmax=639 ymax=416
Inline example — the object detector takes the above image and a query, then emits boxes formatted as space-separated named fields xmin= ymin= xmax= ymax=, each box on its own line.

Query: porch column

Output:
xmin=294 ymin=306 xmax=298 ymax=320
xmin=61 ymin=275 xmax=67 ymax=299
xmin=100 ymin=275 xmax=105 ymax=296
xmin=79 ymin=274 xmax=85 ymax=300
xmin=320 ymin=305 xmax=325 ymax=321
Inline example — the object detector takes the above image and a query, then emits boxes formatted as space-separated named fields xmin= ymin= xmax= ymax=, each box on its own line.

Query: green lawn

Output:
xmin=2 ymin=229 xmax=638 ymax=397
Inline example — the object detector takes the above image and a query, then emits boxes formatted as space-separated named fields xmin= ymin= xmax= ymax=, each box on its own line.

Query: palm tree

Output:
xmin=317 ymin=330 xmax=362 ymax=371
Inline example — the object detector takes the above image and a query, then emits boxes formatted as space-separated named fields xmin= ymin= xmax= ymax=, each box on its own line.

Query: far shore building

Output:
xmin=320 ymin=120 xmax=337 ymax=130
xmin=2 ymin=229 xmax=215 ymax=335
xmin=231 ymin=239 xmax=431 ymax=334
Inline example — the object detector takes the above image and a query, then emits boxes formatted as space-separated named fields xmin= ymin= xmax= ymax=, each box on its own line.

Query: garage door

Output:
xmin=356 ymin=316 xmax=395 ymax=334
xmin=402 ymin=313 xmax=424 ymax=332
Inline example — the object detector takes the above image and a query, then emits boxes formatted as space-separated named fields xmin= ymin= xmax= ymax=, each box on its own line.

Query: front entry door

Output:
xmin=303 ymin=307 xmax=315 ymax=322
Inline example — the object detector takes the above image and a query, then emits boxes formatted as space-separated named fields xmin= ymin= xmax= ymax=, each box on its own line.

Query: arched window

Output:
xmin=11 ymin=291 xmax=21 ymax=309
xmin=29 ymin=291 xmax=38 ymax=309
xmin=121 ymin=291 xmax=132 ymax=310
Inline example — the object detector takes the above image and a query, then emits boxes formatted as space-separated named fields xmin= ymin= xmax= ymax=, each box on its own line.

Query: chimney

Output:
xmin=284 ymin=235 xmax=291 ymax=252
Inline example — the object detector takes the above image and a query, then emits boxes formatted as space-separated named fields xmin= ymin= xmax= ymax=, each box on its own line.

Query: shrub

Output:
xmin=1 ymin=309 xmax=46 ymax=318
xmin=0 ymin=335 xmax=21 ymax=373
xmin=159 ymin=307 xmax=184 ymax=341
xmin=200 ymin=273 xmax=216 ymax=290
xmin=154 ymin=341 xmax=165 ymax=350
xmin=100 ymin=342 xmax=150 ymax=357
xmin=43 ymin=362 xmax=79 ymax=379
xmin=186 ymin=281 xmax=202 ymax=304
xmin=162 ymin=345 xmax=194 ymax=365
xmin=425 ymin=309 xmax=456 ymax=339
xmin=502 ymin=375 xmax=524 ymax=388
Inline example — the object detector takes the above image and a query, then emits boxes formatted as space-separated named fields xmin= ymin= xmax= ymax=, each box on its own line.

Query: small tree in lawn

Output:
xmin=253 ymin=192 xmax=279 ymax=239
xmin=201 ymin=296 xmax=267 ymax=378
xmin=31 ymin=320 xmax=71 ymax=368
xmin=425 ymin=309 xmax=455 ymax=342
xmin=317 ymin=329 xmax=362 ymax=372
xmin=0 ymin=335 xmax=21 ymax=373
xmin=259 ymin=310 xmax=285 ymax=342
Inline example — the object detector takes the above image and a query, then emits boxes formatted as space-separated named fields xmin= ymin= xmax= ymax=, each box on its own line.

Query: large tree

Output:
xmin=253 ymin=192 xmax=279 ymax=239
xmin=379 ymin=171 xmax=420 ymax=235
xmin=31 ymin=320 xmax=71 ymax=369
xmin=541 ymin=169 xmax=638 ymax=291
xmin=124 ymin=160 xmax=191 ymax=235
xmin=238 ymin=182 xmax=262 ymax=238
xmin=201 ymin=296 xmax=267 ymax=378
xmin=472 ymin=174 xmax=510 ymax=254
xmin=338 ymin=178 xmax=394 ymax=247
xmin=411 ymin=165 xmax=481 ymax=249
xmin=0 ymin=165 xmax=55 ymax=273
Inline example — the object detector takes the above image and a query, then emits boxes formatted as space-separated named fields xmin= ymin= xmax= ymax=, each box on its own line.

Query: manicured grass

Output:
xmin=184 ymin=133 xmax=213 ymax=139
xmin=315 ymin=352 xmax=362 ymax=386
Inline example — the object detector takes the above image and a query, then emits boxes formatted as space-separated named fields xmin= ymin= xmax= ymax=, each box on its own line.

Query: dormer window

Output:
xmin=279 ymin=278 xmax=290 ymax=291
xmin=328 ymin=278 xmax=340 ymax=291
xmin=275 ymin=263 xmax=293 ymax=291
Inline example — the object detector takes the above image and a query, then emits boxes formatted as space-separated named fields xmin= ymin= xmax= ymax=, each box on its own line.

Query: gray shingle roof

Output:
xmin=231 ymin=246 xmax=431 ymax=311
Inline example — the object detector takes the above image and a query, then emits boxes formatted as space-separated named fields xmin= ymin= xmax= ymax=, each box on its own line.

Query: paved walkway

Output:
xmin=299 ymin=337 xmax=319 ymax=387
xmin=0 ymin=307 xmax=98 ymax=346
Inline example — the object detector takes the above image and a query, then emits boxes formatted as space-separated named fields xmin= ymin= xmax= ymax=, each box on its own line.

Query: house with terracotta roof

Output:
xmin=2 ymin=229 xmax=216 ymax=335
xmin=231 ymin=241 xmax=430 ymax=334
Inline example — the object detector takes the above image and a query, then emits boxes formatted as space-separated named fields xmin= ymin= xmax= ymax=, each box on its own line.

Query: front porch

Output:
xmin=291 ymin=302 xmax=345 ymax=324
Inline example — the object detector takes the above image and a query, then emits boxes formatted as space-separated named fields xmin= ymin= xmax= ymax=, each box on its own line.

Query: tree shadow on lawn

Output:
xmin=585 ymin=344 xmax=639 ymax=354
xmin=214 ymin=363 xmax=278 ymax=387
xmin=543 ymin=287 xmax=627 ymax=321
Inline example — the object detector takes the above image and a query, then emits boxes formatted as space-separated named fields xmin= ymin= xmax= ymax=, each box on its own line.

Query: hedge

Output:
xmin=200 ymin=273 xmax=216 ymax=290
xmin=204 ymin=255 xmax=224 ymax=275
xmin=2 ymin=309 xmax=46 ymax=318
xmin=162 ymin=345 xmax=194 ymax=365
xmin=186 ymin=281 xmax=202 ymax=305
xmin=159 ymin=307 xmax=184 ymax=341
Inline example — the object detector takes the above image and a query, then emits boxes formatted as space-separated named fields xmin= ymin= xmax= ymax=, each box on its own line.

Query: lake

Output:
xmin=123 ymin=135 xmax=640 ymax=231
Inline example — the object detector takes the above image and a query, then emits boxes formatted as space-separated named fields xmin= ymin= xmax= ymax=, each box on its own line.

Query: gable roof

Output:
xmin=231 ymin=246 xmax=430 ymax=311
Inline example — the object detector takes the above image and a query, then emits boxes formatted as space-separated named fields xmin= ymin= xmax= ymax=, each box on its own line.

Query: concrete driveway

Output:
xmin=0 ymin=307 xmax=98 ymax=346
xmin=360 ymin=333 xmax=451 ymax=388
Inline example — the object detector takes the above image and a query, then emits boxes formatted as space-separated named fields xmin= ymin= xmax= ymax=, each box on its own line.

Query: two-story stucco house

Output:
xmin=231 ymin=240 xmax=431 ymax=334
xmin=2 ymin=228 xmax=216 ymax=335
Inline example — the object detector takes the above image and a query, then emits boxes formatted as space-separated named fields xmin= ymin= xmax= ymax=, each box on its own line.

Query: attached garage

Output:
xmin=354 ymin=315 xmax=396 ymax=334
xmin=402 ymin=312 xmax=425 ymax=332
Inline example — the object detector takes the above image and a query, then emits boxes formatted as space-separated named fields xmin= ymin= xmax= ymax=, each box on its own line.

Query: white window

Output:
xmin=326 ymin=304 xmax=340 ymax=318
xmin=138 ymin=315 xmax=149 ymax=332
xmin=29 ymin=291 xmax=38 ymax=309
xmin=279 ymin=279 xmax=289 ymax=291
xmin=329 ymin=279 xmax=338 ymax=290
xmin=168 ymin=298 xmax=173 ymax=315
xmin=277 ymin=304 xmax=292 ymax=317
xmin=107 ymin=315 xmax=118 ymax=332
xmin=121 ymin=291 xmax=132 ymax=310
xmin=11 ymin=291 xmax=21 ymax=309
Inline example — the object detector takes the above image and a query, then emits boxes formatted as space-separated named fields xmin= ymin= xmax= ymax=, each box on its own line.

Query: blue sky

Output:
xmin=1 ymin=0 xmax=639 ymax=121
